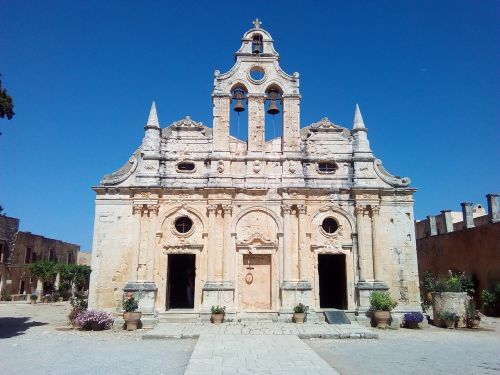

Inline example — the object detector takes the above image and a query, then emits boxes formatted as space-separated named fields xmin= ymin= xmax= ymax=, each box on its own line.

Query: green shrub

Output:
xmin=370 ymin=291 xmax=397 ymax=311
xmin=211 ymin=305 xmax=226 ymax=314
xmin=440 ymin=311 xmax=459 ymax=321
xmin=1 ymin=289 xmax=12 ymax=301
xmin=293 ymin=303 xmax=309 ymax=314
xmin=122 ymin=293 xmax=139 ymax=312
xmin=424 ymin=271 xmax=474 ymax=294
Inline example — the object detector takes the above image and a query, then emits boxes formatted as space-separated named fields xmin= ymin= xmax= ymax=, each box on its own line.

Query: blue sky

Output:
xmin=1 ymin=1 xmax=499 ymax=251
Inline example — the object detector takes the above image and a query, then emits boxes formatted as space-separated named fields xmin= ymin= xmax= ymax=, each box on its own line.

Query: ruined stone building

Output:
xmin=89 ymin=21 xmax=421 ymax=324
xmin=416 ymin=194 xmax=500 ymax=304
xmin=0 ymin=215 xmax=80 ymax=298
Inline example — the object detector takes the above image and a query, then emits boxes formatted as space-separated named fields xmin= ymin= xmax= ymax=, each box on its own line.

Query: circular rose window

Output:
xmin=322 ymin=217 xmax=338 ymax=234
xmin=175 ymin=216 xmax=193 ymax=234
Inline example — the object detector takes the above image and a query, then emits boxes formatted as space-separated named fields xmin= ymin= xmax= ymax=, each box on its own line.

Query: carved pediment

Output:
xmin=237 ymin=232 xmax=275 ymax=247
xmin=308 ymin=118 xmax=350 ymax=137
xmin=171 ymin=116 xmax=205 ymax=133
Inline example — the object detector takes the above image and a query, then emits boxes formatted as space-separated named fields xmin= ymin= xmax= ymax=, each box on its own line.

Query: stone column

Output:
xmin=137 ymin=206 xmax=149 ymax=282
xmin=440 ymin=210 xmax=454 ymax=233
xmin=297 ymin=204 xmax=307 ymax=280
xmin=247 ymin=94 xmax=266 ymax=152
xmin=146 ymin=204 xmax=159 ymax=281
xmin=222 ymin=204 xmax=233 ymax=281
xmin=282 ymin=204 xmax=292 ymax=281
xmin=461 ymin=202 xmax=475 ymax=229
xmin=212 ymin=95 xmax=231 ymax=152
xmin=486 ymin=193 xmax=500 ymax=223
xmin=371 ymin=205 xmax=383 ymax=282
xmin=131 ymin=204 xmax=143 ymax=281
xmin=36 ymin=278 xmax=43 ymax=301
xmin=207 ymin=205 xmax=218 ymax=282
xmin=427 ymin=215 xmax=437 ymax=236
xmin=355 ymin=204 xmax=374 ymax=282
xmin=281 ymin=94 xmax=301 ymax=152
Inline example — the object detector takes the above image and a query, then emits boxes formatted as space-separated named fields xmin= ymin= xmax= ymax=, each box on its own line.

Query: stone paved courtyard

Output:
xmin=1 ymin=302 xmax=499 ymax=374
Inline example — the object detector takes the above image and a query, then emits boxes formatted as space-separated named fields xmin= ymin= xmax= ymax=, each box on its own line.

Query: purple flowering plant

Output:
xmin=75 ymin=309 xmax=114 ymax=330
xmin=403 ymin=312 xmax=424 ymax=324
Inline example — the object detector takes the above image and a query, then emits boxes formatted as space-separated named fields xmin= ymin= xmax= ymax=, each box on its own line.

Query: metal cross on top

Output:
xmin=252 ymin=18 xmax=262 ymax=29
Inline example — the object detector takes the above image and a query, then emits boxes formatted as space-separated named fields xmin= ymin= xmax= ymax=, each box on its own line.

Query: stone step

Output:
xmin=158 ymin=311 xmax=199 ymax=323
xmin=237 ymin=312 xmax=278 ymax=322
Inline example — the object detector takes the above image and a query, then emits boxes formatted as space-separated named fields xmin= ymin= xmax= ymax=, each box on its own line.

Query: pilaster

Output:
xmin=282 ymin=94 xmax=301 ymax=152
xmin=247 ymin=94 xmax=266 ymax=152
xmin=212 ymin=95 xmax=231 ymax=152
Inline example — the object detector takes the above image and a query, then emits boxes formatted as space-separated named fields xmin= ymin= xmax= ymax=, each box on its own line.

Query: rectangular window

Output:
xmin=25 ymin=247 xmax=32 ymax=264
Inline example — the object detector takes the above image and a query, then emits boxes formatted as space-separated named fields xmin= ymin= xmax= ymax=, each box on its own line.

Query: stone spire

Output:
xmin=353 ymin=103 xmax=365 ymax=130
xmin=351 ymin=103 xmax=372 ymax=154
xmin=145 ymin=101 xmax=160 ymax=129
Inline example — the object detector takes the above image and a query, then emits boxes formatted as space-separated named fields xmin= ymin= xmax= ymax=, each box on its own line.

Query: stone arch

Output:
xmin=159 ymin=205 xmax=207 ymax=233
xmin=308 ymin=205 xmax=356 ymax=235
xmin=231 ymin=206 xmax=283 ymax=234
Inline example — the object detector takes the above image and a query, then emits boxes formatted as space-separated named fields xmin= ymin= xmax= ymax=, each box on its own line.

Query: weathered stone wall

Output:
xmin=417 ymin=222 xmax=500 ymax=302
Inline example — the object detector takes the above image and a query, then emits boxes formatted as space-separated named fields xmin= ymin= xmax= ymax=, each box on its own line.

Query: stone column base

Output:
xmin=116 ymin=281 xmax=159 ymax=329
xmin=200 ymin=281 xmax=235 ymax=321
xmin=279 ymin=281 xmax=318 ymax=322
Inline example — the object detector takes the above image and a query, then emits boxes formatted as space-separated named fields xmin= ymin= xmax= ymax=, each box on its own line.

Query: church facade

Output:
xmin=89 ymin=21 xmax=421 ymax=325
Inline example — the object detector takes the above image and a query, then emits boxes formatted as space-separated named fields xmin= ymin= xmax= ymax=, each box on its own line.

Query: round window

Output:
xmin=322 ymin=218 xmax=338 ymax=234
xmin=175 ymin=216 xmax=193 ymax=233
xmin=249 ymin=66 xmax=265 ymax=81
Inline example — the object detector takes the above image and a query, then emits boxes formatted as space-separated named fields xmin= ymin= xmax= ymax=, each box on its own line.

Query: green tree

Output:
xmin=0 ymin=76 xmax=15 ymax=120
xmin=28 ymin=261 xmax=57 ymax=297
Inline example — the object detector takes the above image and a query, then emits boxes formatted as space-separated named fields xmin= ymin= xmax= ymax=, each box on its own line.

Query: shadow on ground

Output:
xmin=0 ymin=317 xmax=48 ymax=339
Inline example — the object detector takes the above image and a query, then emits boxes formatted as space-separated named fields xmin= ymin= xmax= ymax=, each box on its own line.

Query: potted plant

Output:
xmin=440 ymin=311 xmax=459 ymax=329
xmin=211 ymin=305 xmax=226 ymax=324
xmin=466 ymin=300 xmax=481 ymax=329
xmin=402 ymin=312 xmax=424 ymax=329
xmin=30 ymin=294 xmax=38 ymax=304
xmin=123 ymin=293 xmax=141 ymax=331
xmin=370 ymin=291 xmax=397 ymax=329
xmin=293 ymin=303 xmax=309 ymax=323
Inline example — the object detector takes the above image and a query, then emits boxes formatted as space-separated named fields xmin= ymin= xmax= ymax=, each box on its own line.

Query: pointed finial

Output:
xmin=353 ymin=103 xmax=365 ymax=130
xmin=253 ymin=18 xmax=262 ymax=29
xmin=146 ymin=101 xmax=159 ymax=128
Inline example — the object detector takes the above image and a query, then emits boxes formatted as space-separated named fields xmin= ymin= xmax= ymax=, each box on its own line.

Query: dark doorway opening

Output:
xmin=318 ymin=254 xmax=347 ymax=309
xmin=167 ymin=254 xmax=195 ymax=309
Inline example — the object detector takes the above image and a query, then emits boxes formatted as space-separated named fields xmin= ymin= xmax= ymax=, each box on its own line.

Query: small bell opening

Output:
xmin=230 ymin=86 xmax=248 ymax=143
xmin=265 ymin=87 xmax=283 ymax=142
xmin=252 ymin=34 xmax=263 ymax=54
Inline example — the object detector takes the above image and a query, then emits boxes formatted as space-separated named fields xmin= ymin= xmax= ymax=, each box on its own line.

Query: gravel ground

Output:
xmin=306 ymin=317 xmax=500 ymax=375
xmin=0 ymin=302 xmax=195 ymax=375
xmin=2 ymin=302 xmax=500 ymax=375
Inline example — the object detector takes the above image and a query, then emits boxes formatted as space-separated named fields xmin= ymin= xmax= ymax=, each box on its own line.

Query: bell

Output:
xmin=252 ymin=43 xmax=261 ymax=54
xmin=267 ymin=99 xmax=280 ymax=115
xmin=234 ymin=98 xmax=245 ymax=113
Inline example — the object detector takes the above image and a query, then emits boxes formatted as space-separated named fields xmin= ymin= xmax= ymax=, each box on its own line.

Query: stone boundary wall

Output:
xmin=417 ymin=222 xmax=500 ymax=304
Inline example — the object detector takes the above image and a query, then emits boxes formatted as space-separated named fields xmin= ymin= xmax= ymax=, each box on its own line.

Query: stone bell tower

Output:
xmin=212 ymin=19 xmax=301 ymax=159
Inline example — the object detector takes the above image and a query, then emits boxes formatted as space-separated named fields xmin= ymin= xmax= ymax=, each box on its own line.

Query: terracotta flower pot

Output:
xmin=211 ymin=313 xmax=224 ymax=324
xmin=405 ymin=321 xmax=419 ymax=329
xmin=373 ymin=310 xmax=391 ymax=329
xmin=124 ymin=311 xmax=142 ymax=331
xmin=30 ymin=299 xmax=36 ymax=305
xmin=444 ymin=319 xmax=456 ymax=329
xmin=467 ymin=319 xmax=480 ymax=329
xmin=293 ymin=312 xmax=305 ymax=323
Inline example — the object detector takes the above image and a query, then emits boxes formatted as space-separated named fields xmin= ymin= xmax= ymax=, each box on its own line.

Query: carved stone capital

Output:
xmin=147 ymin=204 xmax=160 ymax=215
xmin=354 ymin=204 xmax=368 ymax=216
xmin=133 ymin=204 xmax=143 ymax=215
xmin=207 ymin=204 xmax=218 ymax=216
xmin=222 ymin=204 xmax=233 ymax=215
xmin=297 ymin=204 xmax=307 ymax=215
xmin=371 ymin=205 xmax=380 ymax=216
xmin=281 ymin=204 xmax=292 ymax=215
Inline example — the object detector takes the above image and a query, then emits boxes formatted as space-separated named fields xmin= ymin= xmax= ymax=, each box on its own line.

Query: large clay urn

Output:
xmin=373 ymin=311 xmax=391 ymax=329
xmin=124 ymin=311 xmax=142 ymax=331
